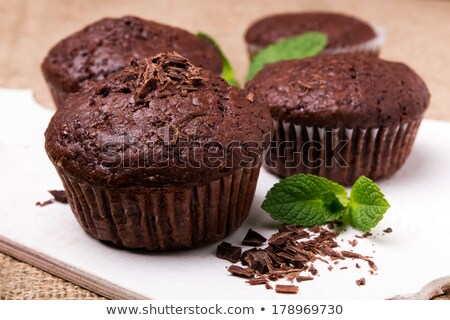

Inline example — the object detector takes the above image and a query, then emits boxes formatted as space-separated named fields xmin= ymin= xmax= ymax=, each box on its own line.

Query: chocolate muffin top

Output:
xmin=245 ymin=54 xmax=430 ymax=128
xmin=42 ymin=16 xmax=223 ymax=95
xmin=245 ymin=12 xmax=376 ymax=49
xmin=45 ymin=52 xmax=272 ymax=188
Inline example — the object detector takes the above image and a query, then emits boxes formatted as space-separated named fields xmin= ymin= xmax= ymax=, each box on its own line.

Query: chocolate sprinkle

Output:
xmin=383 ymin=227 xmax=393 ymax=233
xmin=217 ymin=242 xmax=242 ymax=263
xmin=242 ymin=228 xmax=267 ymax=246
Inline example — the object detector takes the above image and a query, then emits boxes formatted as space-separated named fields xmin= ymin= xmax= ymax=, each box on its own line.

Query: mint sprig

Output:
xmin=197 ymin=32 xmax=240 ymax=87
xmin=262 ymin=174 xmax=390 ymax=232
xmin=246 ymin=32 xmax=328 ymax=82
xmin=348 ymin=176 xmax=390 ymax=232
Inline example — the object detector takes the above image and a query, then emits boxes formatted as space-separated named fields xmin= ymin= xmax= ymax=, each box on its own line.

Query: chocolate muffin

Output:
xmin=42 ymin=16 xmax=223 ymax=108
xmin=246 ymin=54 xmax=430 ymax=185
xmin=45 ymin=52 xmax=272 ymax=250
xmin=245 ymin=12 xmax=382 ymax=59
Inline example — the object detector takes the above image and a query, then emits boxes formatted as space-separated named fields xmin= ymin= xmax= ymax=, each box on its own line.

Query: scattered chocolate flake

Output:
xmin=308 ymin=265 xmax=318 ymax=276
xmin=275 ymin=284 xmax=299 ymax=294
xmin=383 ymin=227 xmax=393 ymax=233
xmin=245 ymin=92 xmax=254 ymax=102
xmin=227 ymin=265 xmax=253 ymax=278
xmin=341 ymin=251 xmax=369 ymax=261
xmin=35 ymin=199 xmax=53 ymax=207
xmin=356 ymin=263 xmax=361 ymax=269
xmin=363 ymin=232 xmax=373 ymax=238
xmin=216 ymin=242 xmax=242 ymax=263
xmin=309 ymin=225 xmax=322 ymax=233
xmin=218 ymin=224 xmax=378 ymax=294
xmin=296 ymin=275 xmax=314 ymax=282
xmin=369 ymin=270 xmax=375 ymax=275
xmin=368 ymin=260 xmax=378 ymax=271
xmin=48 ymin=190 xmax=67 ymax=203
xmin=242 ymin=228 xmax=267 ymax=246
xmin=246 ymin=277 xmax=268 ymax=286
xmin=348 ymin=239 xmax=358 ymax=247
xmin=356 ymin=278 xmax=366 ymax=286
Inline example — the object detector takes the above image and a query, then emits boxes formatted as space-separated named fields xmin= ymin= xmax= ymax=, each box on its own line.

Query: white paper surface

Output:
xmin=1 ymin=88 xmax=449 ymax=299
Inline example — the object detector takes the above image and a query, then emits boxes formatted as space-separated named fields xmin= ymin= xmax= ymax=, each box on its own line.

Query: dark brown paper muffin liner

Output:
xmin=265 ymin=118 xmax=422 ymax=185
xmin=46 ymin=81 xmax=69 ymax=109
xmin=57 ymin=166 xmax=261 ymax=250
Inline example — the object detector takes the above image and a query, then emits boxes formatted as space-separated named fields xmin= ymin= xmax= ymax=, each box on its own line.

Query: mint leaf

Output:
xmin=197 ymin=32 xmax=240 ymax=87
xmin=261 ymin=174 xmax=347 ymax=227
xmin=246 ymin=32 xmax=328 ymax=82
xmin=347 ymin=176 xmax=390 ymax=232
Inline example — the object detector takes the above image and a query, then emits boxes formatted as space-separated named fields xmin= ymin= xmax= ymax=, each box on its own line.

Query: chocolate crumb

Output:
xmin=340 ymin=266 xmax=348 ymax=270
xmin=363 ymin=232 xmax=372 ymax=238
xmin=242 ymin=228 xmax=267 ymax=246
xmin=356 ymin=263 xmax=361 ymax=269
xmin=275 ymin=284 xmax=299 ymax=294
xmin=328 ymin=266 xmax=333 ymax=271
xmin=49 ymin=190 xmax=67 ymax=203
xmin=217 ymin=242 xmax=242 ymax=263
xmin=227 ymin=265 xmax=254 ymax=278
xmin=35 ymin=199 xmax=53 ymax=207
xmin=265 ymin=283 xmax=273 ymax=290
xmin=356 ymin=278 xmax=366 ymax=286
xmin=383 ymin=227 xmax=393 ymax=233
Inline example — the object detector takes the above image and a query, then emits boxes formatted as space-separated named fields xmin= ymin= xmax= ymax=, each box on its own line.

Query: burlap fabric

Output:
xmin=0 ymin=253 xmax=104 ymax=300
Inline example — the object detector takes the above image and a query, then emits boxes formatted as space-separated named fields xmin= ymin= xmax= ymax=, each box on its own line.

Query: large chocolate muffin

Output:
xmin=45 ymin=52 xmax=272 ymax=250
xmin=246 ymin=54 xmax=430 ymax=185
xmin=42 ymin=16 xmax=223 ymax=108
xmin=245 ymin=12 xmax=381 ymax=59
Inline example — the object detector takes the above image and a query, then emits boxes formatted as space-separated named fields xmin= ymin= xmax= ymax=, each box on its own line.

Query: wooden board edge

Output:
xmin=0 ymin=235 xmax=151 ymax=300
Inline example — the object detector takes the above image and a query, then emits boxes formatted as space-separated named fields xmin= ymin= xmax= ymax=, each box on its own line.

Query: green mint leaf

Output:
xmin=348 ymin=176 xmax=391 ymax=232
xmin=197 ymin=32 xmax=240 ymax=87
xmin=246 ymin=32 xmax=328 ymax=82
xmin=261 ymin=174 xmax=347 ymax=227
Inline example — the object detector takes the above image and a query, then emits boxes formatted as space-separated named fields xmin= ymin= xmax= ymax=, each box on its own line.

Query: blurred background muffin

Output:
xmin=245 ymin=12 xmax=382 ymax=59
xmin=41 ymin=16 xmax=223 ymax=108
